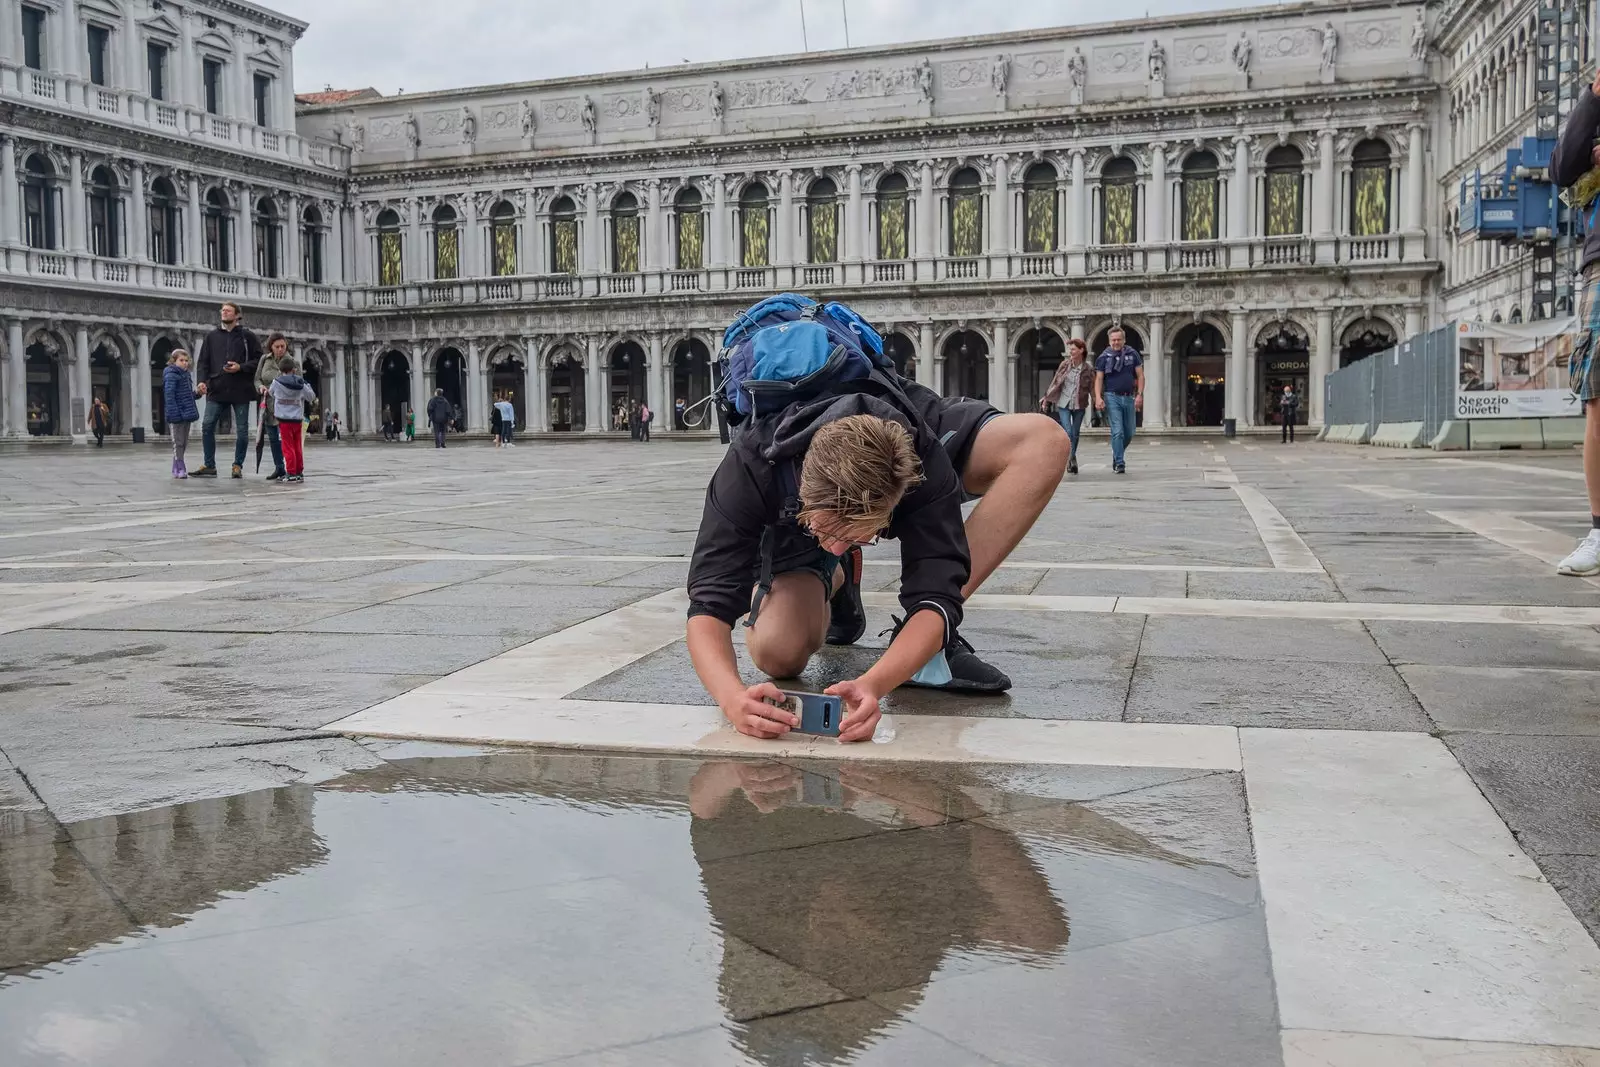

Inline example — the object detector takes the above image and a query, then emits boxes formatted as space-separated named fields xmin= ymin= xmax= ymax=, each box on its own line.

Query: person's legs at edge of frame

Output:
xmin=266 ymin=420 xmax=285 ymax=481
xmin=280 ymin=420 xmax=304 ymax=481
xmin=171 ymin=422 xmax=190 ymax=479
xmin=1558 ymin=339 xmax=1600 ymax=575
xmin=1057 ymin=405 xmax=1084 ymax=474
xmin=958 ymin=412 xmax=1071 ymax=601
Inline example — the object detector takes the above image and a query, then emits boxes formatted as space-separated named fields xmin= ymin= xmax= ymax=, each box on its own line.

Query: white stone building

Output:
xmin=0 ymin=0 xmax=1461 ymax=441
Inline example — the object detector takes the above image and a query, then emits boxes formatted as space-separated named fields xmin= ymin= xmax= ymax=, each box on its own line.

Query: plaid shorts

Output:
xmin=1574 ymin=266 xmax=1600 ymax=402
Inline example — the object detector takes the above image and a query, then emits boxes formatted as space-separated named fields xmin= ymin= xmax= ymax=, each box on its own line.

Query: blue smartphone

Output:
xmin=774 ymin=690 xmax=842 ymax=737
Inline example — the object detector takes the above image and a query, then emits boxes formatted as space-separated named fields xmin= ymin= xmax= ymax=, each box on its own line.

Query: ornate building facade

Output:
xmin=1 ymin=0 xmax=1446 ymax=442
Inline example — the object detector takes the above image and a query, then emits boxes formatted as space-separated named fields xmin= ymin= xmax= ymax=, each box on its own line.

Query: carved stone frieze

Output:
xmin=1093 ymin=43 xmax=1144 ymax=78
xmin=825 ymin=66 xmax=921 ymax=101
xmin=477 ymin=101 xmax=520 ymax=138
xmin=1174 ymin=34 xmax=1228 ymax=68
xmin=422 ymin=109 xmax=462 ymax=140
xmin=1347 ymin=18 xmax=1402 ymax=51
xmin=1016 ymin=50 xmax=1066 ymax=83
xmin=603 ymin=93 xmax=642 ymax=120
xmin=729 ymin=76 xmax=813 ymax=108
xmin=542 ymin=97 xmax=586 ymax=126
xmin=660 ymin=86 xmax=706 ymax=114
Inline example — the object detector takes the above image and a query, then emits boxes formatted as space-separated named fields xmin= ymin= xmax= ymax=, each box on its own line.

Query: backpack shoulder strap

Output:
xmin=775 ymin=458 xmax=801 ymax=525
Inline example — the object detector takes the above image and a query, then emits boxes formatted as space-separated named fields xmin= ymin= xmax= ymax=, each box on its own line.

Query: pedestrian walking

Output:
xmin=192 ymin=301 xmax=264 ymax=478
xmin=268 ymin=357 xmax=317 ymax=483
xmin=88 ymin=397 xmax=111 ymax=447
xmin=489 ymin=398 xmax=503 ymax=447
xmin=1548 ymin=62 xmax=1600 ymax=577
xmin=427 ymin=388 xmax=453 ymax=449
xmin=1279 ymin=383 xmax=1300 ymax=443
xmin=162 ymin=349 xmax=198 ymax=479
xmin=1041 ymin=338 xmax=1092 ymax=475
xmin=1092 ymin=326 xmax=1144 ymax=475
xmin=495 ymin=397 xmax=516 ymax=446
xmin=675 ymin=396 xmax=686 ymax=429
xmin=255 ymin=334 xmax=289 ymax=481
xmin=404 ymin=409 xmax=415 ymax=442
xmin=638 ymin=402 xmax=652 ymax=443
xmin=326 ymin=412 xmax=340 ymax=442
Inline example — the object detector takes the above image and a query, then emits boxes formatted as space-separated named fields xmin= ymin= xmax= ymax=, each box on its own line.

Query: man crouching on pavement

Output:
xmin=685 ymin=367 xmax=1069 ymax=742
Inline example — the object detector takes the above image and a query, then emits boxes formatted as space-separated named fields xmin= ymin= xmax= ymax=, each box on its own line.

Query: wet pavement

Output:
xmin=2 ymin=749 xmax=1273 ymax=1067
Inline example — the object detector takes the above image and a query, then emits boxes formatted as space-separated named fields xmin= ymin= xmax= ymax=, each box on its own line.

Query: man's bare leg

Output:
xmin=958 ymin=413 xmax=1071 ymax=598
xmin=745 ymin=572 xmax=833 ymax=678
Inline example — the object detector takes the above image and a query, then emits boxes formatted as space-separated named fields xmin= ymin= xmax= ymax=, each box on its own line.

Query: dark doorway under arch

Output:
xmin=1257 ymin=324 xmax=1310 ymax=427
xmin=608 ymin=343 xmax=647 ymax=430
xmin=942 ymin=330 xmax=988 ymax=401
xmin=1173 ymin=323 xmax=1226 ymax=427
xmin=491 ymin=357 xmax=526 ymax=430
xmin=883 ymin=332 xmax=916 ymax=379
xmin=25 ymin=344 xmax=62 ymax=436
xmin=90 ymin=343 xmax=123 ymax=434
xmin=1339 ymin=320 xmax=1396 ymax=368
xmin=435 ymin=347 xmax=466 ymax=431
xmin=549 ymin=353 xmax=585 ymax=432
xmin=379 ymin=351 xmax=411 ymax=434
xmin=1014 ymin=328 xmax=1064 ymax=413
xmin=672 ymin=340 xmax=712 ymax=428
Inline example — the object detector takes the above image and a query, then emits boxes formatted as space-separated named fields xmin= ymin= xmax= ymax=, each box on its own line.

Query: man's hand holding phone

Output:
xmin=824 ymin=678 xmax=882 ymax=743
xmin=718 ymin=680 xmax=798 ymax=739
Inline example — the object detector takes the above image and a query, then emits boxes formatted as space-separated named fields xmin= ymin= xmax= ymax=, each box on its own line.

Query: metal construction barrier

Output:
xmin=1321 ymin=326 xmax=1463 ymax=448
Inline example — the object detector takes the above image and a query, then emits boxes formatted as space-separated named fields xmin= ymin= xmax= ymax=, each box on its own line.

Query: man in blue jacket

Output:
xmin=1549 ymin=67 xmax=1600 ymax=576
xmin=1093 ymin=326 xmax=1144 ymax=475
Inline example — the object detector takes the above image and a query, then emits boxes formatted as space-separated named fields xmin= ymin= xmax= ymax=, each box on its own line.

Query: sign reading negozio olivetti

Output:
xmin=1454 ymin=319 xmax=1583 ymax=419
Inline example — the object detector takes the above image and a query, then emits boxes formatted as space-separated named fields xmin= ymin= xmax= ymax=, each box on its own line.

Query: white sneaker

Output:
xmin=1557 ymin=529 xmax=1600 ymax=576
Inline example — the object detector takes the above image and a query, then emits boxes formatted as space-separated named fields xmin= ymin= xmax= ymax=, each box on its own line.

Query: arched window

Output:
xmin=301 ymin=204 xmax=324 ymax=283
xmin=1180 ymin=152 xmax=1219 ymax=242
xmin=550 ymin=195 xmax=578 ymax=275
xmin=22 ymin=154 xmax=58 ymax=250
xmin=148 ymin=176 xmax=180 ymax=265
xmin=253 ymin=197 xmax=280 ymax=278
xmin=1023 ymin=163 xmax=1057 ymax=253
xmin=876 ymin=172 xmax=909 ymax=260
xmin=1264 ymin=145 xmax=1305 ymax=237
xmin=674 ymin=187 xmax=703 ymax=270
xmin=1350 ymin=139 xmax=1392 ymax=236
xmin=806 ymin=177 xmax=838 ymax=264
xmin=611 ymin=191 xmax=640 ymax=273
xmin=1509 ymin=306 xmax=1523 ymax=323
xmin=1100 ymin=157 xmax=1137 ymax=245
xmin=376 ymin=208 xmax=402 ymax=286
xmin=490 ymin=201 xmax=517 ymax=276
xmin=88 ymin=165 xmax=120 ymax=258
xmin=739 ymin=182 xmax=770 ymax=268
xmin=203 ymin=187 xmax=231 ymax=272
xmin=948 ymin=167 xmax=983 ymax=257
xmin=432 ymin=203 xmax=458 ymax=280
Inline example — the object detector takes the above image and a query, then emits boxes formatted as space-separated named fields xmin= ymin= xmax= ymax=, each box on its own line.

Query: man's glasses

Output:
xmin=804 ymin=521 xmax=882 ymax=549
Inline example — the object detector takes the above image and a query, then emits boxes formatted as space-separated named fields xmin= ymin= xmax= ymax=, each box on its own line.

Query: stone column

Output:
xmin=331 ymin=345 xmax=346 ymax=429
xmin=409 ymin=342 xmax=426 ymax=432
xmin=185 ymin=174 xmax=202 ymax=267
xmin=1403 ymin=122 xmax=1425 ymax=255
xmin=1404 ymin=305 xmax=1423 ymax=340
xmin=645 ymin=179 xmax=662 ymax=271
xmin=991 ymin=154 xmax=1010 ymax=258
xmin=1069 ymin=149 xmax=1087 ymax=247
xmin=583 ymin=183 xmax=600 ymax=275
xmin=1314 ymin=128 xmax=1336 ymax=263
xmin=520 ymin=188 xmax=537 ymax=274
xmin=133 ymin=331 xmax=151 ymax=434
xmin=58 ymin=0 xmax=79 ymax=79
xmin=127 ymin=162 xmax=147 ymax=263
xmin=465 ymin=337 xmax=482 ymax=432
xmin=407 ymin=197 xmax=423 ymax=282
xmin=1228 ymin=311 xmax=1248 ymax=428
xmin=709 ymin=174 xmax=727 ymax=269
xmin=464 ymin=193 xmax=481 ymax=278
xmin=1070 ymin=318 xmax=1085 ymax=343
xmin=917 ymin=321 xmax=936 ymax=392
xmin=279 ymin=38 xmax=296 ymax=133
xmin=990 ymin=321 xmax=1009 ymax=410
xmin=4 ymin=319 xmax=23 ymax=437
xmin=1311 ymin=307 xmax=1333 ymax=427
xmin=0 ymin=137 xmax=18 ymax=246
xmin=846 ymin=164 xmax=863 ymax=261
xmin=647 ymin=332 xmax=664 ymax=431
xmin=232 ymin=26 xmax=252 ymax=125
xmin=1227 ymin=136 xmax=1250 ymax=267
xmin=527 ymin=337 xmax=548 ymax=433
xmin=916 ymin=159 xmax=935 ymax=260
xmin=236 ymin=183 xmax=256 ymax=277
xmin=67 ymin=151 xmax=85 ymax=252
xmin=585 ymin=334 xmax=602 ymax=433
xmin=72 ymin=325 xmax=90 ymax=437
xmin=774 ymin=170 xmax=793 ymax=267
xmin=1144 ymin=314 xmax=1166 ymax=429
xmin=1147 ymin=142 xmax=1168 ymax=245
xmin=285 ymin=194 xmax=302 ymax=280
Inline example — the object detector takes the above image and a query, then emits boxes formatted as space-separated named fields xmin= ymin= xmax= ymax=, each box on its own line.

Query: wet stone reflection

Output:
xmin=0 ymin=751 xmax=1279 ymax=1066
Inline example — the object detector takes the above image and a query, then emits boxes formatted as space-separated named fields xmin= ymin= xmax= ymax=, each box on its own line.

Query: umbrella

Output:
xmin=254 ymin=397 xmax=268 ymax=473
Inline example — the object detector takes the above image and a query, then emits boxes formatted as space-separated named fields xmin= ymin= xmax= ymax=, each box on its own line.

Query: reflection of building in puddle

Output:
xmin=1 ymin=787 xmax=324 ymax=974
xmin=334 ymin=753 xmax=1232 ymax=1067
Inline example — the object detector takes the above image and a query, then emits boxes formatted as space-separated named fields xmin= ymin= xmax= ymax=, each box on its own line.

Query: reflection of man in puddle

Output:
xmin=686 ymin=761 xmax=1070 ymax=1064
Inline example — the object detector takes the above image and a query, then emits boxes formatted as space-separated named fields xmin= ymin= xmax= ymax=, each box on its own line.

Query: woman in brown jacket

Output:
xmin=1041 ymin=338 xmax=1093 ymax=475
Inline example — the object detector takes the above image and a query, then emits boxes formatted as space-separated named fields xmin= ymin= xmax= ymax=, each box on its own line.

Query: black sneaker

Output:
xmin=265 ymin=471 xmax=285 ymax=482
xmin=882 ymin=618 xmax=1012 ymax=693
xmin=191 ymin=465 xmax=218 ymax=477
xmin=1114 ymin=463 xmax=1126 ymax=475
xmin=825 ymin=546 xmax=867 ymax=646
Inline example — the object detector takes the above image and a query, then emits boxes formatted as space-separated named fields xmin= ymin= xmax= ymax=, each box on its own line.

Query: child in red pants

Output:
xmin=267 ymin=357 xmax=317 ymax=483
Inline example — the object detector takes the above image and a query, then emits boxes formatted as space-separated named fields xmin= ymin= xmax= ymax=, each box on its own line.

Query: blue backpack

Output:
xmin=718 ymin=294 xmax=893 ymax=422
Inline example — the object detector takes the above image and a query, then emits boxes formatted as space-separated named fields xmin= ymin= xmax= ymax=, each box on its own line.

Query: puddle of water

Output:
xmin=0 ymin=753 xmax=1278 ymax=1067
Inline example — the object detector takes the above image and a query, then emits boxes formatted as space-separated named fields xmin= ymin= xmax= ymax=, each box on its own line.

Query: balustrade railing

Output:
xmin=1261 ymin=238 xmax=1310 ymax=266
xmin=873 ymin=262 xmax=906 ymax=283
xmin=101 ymin=262 xmax=130 ymax=283
xmin=945 ymin=258 xmax=980 ymax=280
xmin=1173 ymin=243 xmax=1219 ymax=270
xmin=155 ymin=105 xmax=178 ymax=128
xmin=546 ymin=276 xmax=576 ymax=297
xmin=734 ymin=268 xmax=769 ymax=289
xmin=161 ymin=269 xmax=188 ymax=289
xmin=1090 ymin=246 xmax=1140 ymax=273
xmin=1018 ymin=253 xmax=1059 ymax=277
xmin=372 ymin=288 xmax=399 ymax=307
xmin=1345 ymin=236 xmax=1393 ymax=262
xmin=265 ymin=281 xmax=289 ymax=301
xmin=669 ymin=271 xmax=701 ymax=291
xmin=30 ymin=73 xmax=55 ymax=99
xmin=95 ymin=89 xmax=118 ymax=114
xmin=424 ymin=283 xmax=459 ymax=304
xmin=802 ymin=265 xmax=835 ymax=286
xmin=481 ymin=280 xmax=515 ymax=301
xmin=606 ymin=274 xmax=637 ymax=294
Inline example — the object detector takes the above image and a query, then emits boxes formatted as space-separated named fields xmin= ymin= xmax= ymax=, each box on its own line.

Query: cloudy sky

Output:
xmin=282 ymin=0 xmax=1279 ymax=97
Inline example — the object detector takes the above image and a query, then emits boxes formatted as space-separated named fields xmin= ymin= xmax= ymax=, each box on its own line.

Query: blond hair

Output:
xmin=797 ymin=414 xmax=923 ymax=534
xmin=167 ymin=348 xmax=190 ymax=365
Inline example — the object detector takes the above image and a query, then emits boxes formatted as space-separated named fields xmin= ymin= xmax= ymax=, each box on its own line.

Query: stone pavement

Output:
xmin=1 ymin=436 xmax=1598 ymax=1066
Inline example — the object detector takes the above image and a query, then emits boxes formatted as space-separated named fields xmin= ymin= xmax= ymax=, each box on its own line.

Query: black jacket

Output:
xmin=686 ymin=372 xmax=970 ymax=638
xmin=426 ymin=396 xmax=453 ymax=426
xmin=1551 ymin=85 xmax=1600 ymax=272
xmin=194 ymin=325 xmax=263 ymax=406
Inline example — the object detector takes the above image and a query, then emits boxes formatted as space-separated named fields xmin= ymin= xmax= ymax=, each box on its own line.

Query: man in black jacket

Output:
xmin=1549 ymin=68 xmax=1600 ymax=576
xmin=426 ymin=388 xmax=453 ymax=449
xmin=686 ymin=368 xmax=1069 ymax=742
xmin=192 ymin=302 xmax=264 ymax=478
